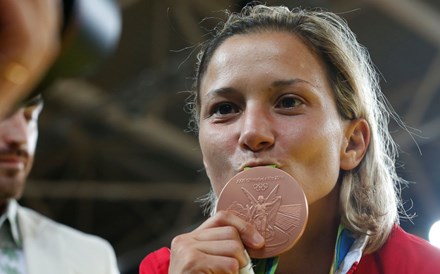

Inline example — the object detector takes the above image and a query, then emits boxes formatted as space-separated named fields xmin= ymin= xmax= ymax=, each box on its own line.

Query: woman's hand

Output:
xmin=169 ymin=210 xmax=265 ymax=273
xmin=0 ymin=0 xmax=61 ymax=118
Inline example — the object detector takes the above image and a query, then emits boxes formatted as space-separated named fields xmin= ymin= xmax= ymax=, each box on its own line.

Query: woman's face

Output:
xmin=198 ymin=31 xmax=350 ymax=206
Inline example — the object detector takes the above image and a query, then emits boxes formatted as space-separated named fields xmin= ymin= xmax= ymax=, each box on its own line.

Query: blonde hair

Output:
xmin=188 ymin=5 xmax=405 ymax=253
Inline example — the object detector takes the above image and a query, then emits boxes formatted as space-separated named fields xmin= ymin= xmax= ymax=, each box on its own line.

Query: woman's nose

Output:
xmin=238 ymin=107 xmax=275 ymax=152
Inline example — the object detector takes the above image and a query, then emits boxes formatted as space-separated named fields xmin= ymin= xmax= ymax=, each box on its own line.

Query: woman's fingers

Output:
xmin=171 ymin=234 xmax=249 ymax=273
xmin=169 ymin=210 xmax=265 ymax=273
xmin=171 ymin=247 xmax=244 ymax=274
xmin=197 ymin=210 xmax=265 ymax=249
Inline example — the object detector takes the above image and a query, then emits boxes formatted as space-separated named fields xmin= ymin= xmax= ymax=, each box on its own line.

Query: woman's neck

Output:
xmin=276 ymin=185 xmax=341 ymax=273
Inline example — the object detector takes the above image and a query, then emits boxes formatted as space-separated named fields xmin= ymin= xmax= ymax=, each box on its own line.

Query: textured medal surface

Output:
xmin=216 ymin=166 xmax=308 ymax=258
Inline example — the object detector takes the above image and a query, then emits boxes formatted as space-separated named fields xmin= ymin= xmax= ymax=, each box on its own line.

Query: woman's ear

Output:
xmin=340 ymin=118 xmax=370 ymax=171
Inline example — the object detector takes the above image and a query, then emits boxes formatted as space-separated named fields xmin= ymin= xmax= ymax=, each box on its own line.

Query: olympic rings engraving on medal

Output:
xmin=253 ymin=183 xmax=269 ymax=191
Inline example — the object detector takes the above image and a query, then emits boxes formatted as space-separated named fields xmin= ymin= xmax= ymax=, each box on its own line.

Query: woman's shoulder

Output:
xmin=386 ymin=225 xmax=440 ymax=258
xmin=139 ymin=247 xmax=171 ymax=274
xmin=357 ymin=225 xmax=440 ymax=273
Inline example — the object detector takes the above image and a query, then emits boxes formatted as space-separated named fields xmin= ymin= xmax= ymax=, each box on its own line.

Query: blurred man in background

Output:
xmin=0 ymin=95 xmax=120 ymax=274
xmin=0 ymin=1 xmax=122 ymax=272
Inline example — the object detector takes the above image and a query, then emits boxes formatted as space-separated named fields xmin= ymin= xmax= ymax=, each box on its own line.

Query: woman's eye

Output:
xmin=277 ymin=96 xmax=302 ymax=109
xmin=212 ymin=102 xmax=238 ymax=116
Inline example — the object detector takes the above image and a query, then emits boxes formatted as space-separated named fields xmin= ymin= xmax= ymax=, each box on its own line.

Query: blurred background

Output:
xmin=22 ymin=0 xmax=440 ymax=273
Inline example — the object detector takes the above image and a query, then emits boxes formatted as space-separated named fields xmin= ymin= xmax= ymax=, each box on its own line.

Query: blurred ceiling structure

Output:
xmin=21 ymin=0 xmax=440 ymax=273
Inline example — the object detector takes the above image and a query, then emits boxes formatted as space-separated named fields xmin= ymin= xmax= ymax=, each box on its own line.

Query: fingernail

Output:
xmin=253 ymin=233 xmax=264 ymax=245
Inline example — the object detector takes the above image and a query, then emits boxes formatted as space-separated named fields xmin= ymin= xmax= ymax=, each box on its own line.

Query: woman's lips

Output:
xmin=240 ymin=162 xmax=278 ymax=171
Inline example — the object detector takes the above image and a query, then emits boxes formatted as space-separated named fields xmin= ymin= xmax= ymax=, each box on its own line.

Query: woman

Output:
xmin=140 ymin=5 xmax=440 ymax=273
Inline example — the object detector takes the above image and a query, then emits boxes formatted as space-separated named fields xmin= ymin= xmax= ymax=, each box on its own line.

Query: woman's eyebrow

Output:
xmin=271 ymin=78 xmax=315 ymax=88
xmin=207 ymin=79 xmax=314 ymax=94
xmin=205 ymin=87 xmax=239 ymax=98
xmin=204 ymin=79 xmax=317 ymax=100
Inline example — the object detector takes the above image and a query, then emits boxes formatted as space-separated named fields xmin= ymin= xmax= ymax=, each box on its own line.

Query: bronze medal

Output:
xmin=216 ymin=166 xmax=308 ymax=258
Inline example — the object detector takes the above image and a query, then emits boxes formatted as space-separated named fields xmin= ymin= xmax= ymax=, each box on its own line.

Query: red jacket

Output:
xmin=355 ymin=226 xmax=440 ymax=273
xmin=139 ymin=226 xmax=440 ymax=274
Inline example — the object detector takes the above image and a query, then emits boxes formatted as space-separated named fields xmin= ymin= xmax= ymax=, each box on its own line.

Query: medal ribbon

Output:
xmin=252 ymin=256 xmax=279 ymax=274
xmin=330 ymin=224 xmax=355 ymax=273
xmin=250 ymin=224 xmax=367 ymax=274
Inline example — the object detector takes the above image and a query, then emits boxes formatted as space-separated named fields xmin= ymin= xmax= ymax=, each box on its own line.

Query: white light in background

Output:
xmin=429 ymin=220 xmax=440 ymax=248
